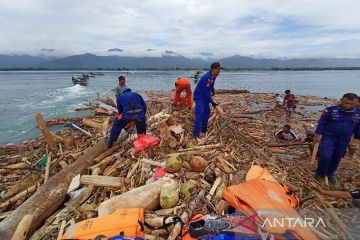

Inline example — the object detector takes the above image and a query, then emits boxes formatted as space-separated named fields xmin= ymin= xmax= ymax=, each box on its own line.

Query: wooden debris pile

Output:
xmin=0 ymin=91 xmax=359 ymax=240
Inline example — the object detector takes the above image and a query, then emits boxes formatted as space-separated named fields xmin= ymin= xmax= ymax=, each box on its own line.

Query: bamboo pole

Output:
xmin=11 ymin=214 xmax=34 ymax=240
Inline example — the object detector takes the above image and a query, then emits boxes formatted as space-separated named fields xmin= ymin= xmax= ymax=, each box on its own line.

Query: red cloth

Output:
xmin=284 ymin=94 xmax=296 ymax=107
xmin=173 ymin=83 xmax=192 ymax=109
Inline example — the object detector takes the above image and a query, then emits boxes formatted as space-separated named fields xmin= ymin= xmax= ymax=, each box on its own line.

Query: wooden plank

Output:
xmin=80 ymin=175 xmax=123 ymax=188
xmin=206 ymin=177 xmax=222 ymax=200
xmin=56 ymin=220 xmax=66 ymax=240
xmin=35 ymin=113 xmax=57 ymax=149
xmin=310 ymin=142 xmax=319 ymax=164
xmin=139 ymin=158 xmax=165 ymax=168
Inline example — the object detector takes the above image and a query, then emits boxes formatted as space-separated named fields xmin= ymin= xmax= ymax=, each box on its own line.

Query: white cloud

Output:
xmin=1 ymin=0 xmax=360 ymax=57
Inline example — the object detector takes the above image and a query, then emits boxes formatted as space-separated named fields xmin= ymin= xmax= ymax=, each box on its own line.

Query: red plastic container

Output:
xmin=133 ymin=134 xmax=159 ymax=152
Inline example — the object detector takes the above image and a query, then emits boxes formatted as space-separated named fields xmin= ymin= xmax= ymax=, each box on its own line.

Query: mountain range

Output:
xmin=2 ymin=53 xmax=360 ymax=69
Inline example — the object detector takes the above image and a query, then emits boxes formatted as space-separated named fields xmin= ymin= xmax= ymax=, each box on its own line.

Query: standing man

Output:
xmin=115 ymin=75 xmax=127 ymax=98
xmin=193 ymin=62 xmax=224 ymax=139
xmin=283 ymin=90 xmax=296 ymax=122
xmin=314 ymin=93 xmax=360 ymax=184
xmin=107 ymin=88 xmax=147 ymax=148
xmin=173 ymin=77 xmax=192 ymax=110
xmin=344 ymin=96 xmax=360 ymax=161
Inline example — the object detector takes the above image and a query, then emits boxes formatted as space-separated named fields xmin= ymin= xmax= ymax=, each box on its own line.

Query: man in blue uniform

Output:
xmin=314 ymin=93 xmax=360 ymax=184
xmin=107 ymin=87 xmax=147 ymax=148
xmin=193 ymin=62 xmax=223 ymax=139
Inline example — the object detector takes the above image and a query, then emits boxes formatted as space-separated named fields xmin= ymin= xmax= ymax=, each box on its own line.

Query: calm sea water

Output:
xmin=0 ymin=70 xmax=359 ymax=145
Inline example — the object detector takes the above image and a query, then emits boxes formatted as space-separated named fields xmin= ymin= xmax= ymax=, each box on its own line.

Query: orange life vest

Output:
xmin=223 ymin=179 xmax=318 ymax=240
xmin=62 ymin=208 xmax=144 ymax=239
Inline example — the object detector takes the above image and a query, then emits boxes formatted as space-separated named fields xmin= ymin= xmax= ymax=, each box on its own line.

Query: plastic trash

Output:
xmin=133 ymin=134 xmax=159 ymax=152
xmin=145 ymin=168 xmax=167 ymax=184
xmin=36 ymin=154 xmax=48 ymax=168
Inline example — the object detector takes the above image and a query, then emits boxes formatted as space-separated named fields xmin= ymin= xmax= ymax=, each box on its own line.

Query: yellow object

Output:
xmin=62 ymin=208 xmax=144 ymax=239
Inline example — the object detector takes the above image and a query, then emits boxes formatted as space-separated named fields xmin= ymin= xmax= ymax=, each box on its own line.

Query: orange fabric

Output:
xmin=62 ymin=208 xmax=144 ymax=239
xmin=173 ymin=83 xmax=192 ymax=109
xmin=175 ymin=77 xmax=190 ymax=85
xmin=223 ymin=179 xmax=318 ymax=240
xmin=181 ymin=214 xmax=203 ymax=240
xmin=245 ymin=165 xmax=298 ymax=209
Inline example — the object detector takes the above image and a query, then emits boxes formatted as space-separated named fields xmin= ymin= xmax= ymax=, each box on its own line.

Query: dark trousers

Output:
xmin=316 ymin=137 xmax=349 ymax=177
xmin=193 ymin=97 xmax=211 ymax=138
xmin=108 ymin=117 xmax=146 ymax=146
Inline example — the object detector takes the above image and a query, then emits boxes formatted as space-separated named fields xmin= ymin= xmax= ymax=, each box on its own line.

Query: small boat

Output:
xmin=72 ymin=75 xmax=89 ymax=86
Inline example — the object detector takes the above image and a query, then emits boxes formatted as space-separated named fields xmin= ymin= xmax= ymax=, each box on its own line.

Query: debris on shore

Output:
xmin=0 ymin=90 xmax=359 ymax=240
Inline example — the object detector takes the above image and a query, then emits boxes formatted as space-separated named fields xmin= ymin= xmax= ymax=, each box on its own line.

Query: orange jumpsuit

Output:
xmin=173 ymin=78 xmax=192 ymax=109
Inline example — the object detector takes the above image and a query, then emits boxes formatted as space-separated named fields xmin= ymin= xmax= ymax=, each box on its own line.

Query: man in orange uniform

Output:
xmin=173 ymin=77 xmax=192 ymax=110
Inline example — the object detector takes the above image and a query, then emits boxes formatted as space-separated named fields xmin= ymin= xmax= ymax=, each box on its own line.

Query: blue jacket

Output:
xmin=315 ymin=105 xmax=360 ymax=142
xmin=117 ymin=91 xmax=147 ymax=120
xmin=193 ymin=70 xmax=216 ymax=103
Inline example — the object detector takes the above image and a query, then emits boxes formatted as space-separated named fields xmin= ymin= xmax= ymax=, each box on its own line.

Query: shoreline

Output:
xmin=1 ymin=90 xmax=336 ymax=147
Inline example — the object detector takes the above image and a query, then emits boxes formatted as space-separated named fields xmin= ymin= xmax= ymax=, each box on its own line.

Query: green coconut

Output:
xmin=181 ymin=153 xmax=192 ymax=162
xmin=186 ymin=141 xmax=195 ymax=149
xmin=179 ymin=181 xmax=196 ymax=202
xmin=165 ymin=155 xmax=182 ymax=173
xmin=160 ymin=189 xmax=179 ymax=209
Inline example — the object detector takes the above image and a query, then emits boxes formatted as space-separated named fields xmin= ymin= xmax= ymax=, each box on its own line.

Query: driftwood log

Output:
xmin=0 ymin=140 xmax=108 ymax=239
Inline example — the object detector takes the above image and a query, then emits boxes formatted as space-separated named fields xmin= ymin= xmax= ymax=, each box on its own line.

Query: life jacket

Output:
xmin=61 ymin=208 xmax=144 ymax=240
xmin=245 ymin=165 xmax=299 ymax=209
xmin=223 ymin=179 xmax=318 ymax=240
xmin=246 ymin=165 xmax=299 ymax=209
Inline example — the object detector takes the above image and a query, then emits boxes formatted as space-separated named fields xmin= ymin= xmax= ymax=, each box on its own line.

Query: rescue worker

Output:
xmin=193 ymin=62 xmax=224 ymax=139
xmin=107 ymin=87 xmax=147 ymax=148
xmin=115 ymin=75 xmax=127 ymax=98
xmin=172 ymin=77 xmax=192 ymax=110
xmin=314 ymin=93 xmax=360 ymax=184
xmin=344 ymin=96 xmax=360 ymax=161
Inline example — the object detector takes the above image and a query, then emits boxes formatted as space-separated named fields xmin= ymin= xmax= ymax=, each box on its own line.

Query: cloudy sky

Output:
xmin=1 ymin=0 xmax=360 ymax=58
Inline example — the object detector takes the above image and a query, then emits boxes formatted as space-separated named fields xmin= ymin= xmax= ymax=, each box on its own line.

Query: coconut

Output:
xmin=190 ymin=156 xmax=208 ymax=172
xmin=165 ymin=155 xmax=182 ymax=173
xmin=182 ymin=161 xmax=192 ymax=170
xmin=181 ymin=153 xmax=192 ymax=162
xmin=160 ymin=189 xmax=179 ymax=209
xmin=186 ymin=141 xmax=195 ymax=149
xmin=179 ymin=181 xmax=196 ymax=202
